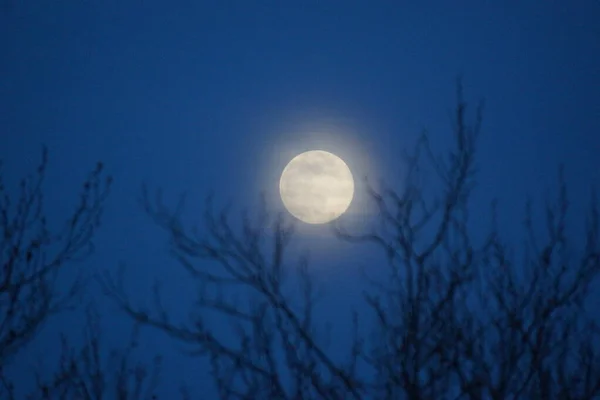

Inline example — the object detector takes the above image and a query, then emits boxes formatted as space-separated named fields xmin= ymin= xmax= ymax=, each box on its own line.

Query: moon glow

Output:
xmin=279 ymin=150 xmax=354 ymax=224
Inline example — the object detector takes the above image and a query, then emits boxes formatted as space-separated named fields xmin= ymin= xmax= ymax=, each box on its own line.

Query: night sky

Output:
xmin=1 ymin=1 xmax=599 ymax=397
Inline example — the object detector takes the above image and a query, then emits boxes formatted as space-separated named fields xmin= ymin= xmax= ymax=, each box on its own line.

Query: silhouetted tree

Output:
xmin=0 ymin=148 xmax=111 ymax=396
xmin=103 ymin=82 xmax=600 ymax=399
xmin=335 ymin=86 xmax=600 ymax=399
xmin=26 ymin=304 xmax=162 ymax=400
xmin=102 ymin=195 xmax=360 ymax=399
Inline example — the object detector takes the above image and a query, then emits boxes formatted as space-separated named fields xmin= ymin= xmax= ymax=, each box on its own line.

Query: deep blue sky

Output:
xmin=2 ymin=1 xmax=599 ymax=397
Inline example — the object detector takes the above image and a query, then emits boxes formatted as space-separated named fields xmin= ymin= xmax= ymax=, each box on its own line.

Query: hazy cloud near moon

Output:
xmin=279 ymin=150 xmax=354 ymax=224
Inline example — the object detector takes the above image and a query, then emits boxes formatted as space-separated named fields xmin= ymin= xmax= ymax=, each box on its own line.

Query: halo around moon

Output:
xmin=279 ymin=150 xmax=354 ymax=224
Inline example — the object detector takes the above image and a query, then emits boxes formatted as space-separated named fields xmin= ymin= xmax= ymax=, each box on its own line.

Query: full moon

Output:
xmin=279 ymin=150 xmax=354 ymax=224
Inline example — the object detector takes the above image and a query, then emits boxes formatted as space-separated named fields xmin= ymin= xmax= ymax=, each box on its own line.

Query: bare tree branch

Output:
xmin=27 ymin=304 xmax=162 ymax=400
xmin=0 ymin=147 xmax=111 ymax=368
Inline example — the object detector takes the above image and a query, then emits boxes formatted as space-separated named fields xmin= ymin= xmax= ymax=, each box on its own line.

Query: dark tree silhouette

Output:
xmin=102 ymin=197 xmax=359 ymax=399
xmin=334 ymin=87 xmax=600 ymax=399
xmin=0 ymin=148 xmax=111 ymax=396
xmin=25 ymin=304 xmax=162 ymax=400
xmin=102 ymin=83 xmax=600 ymax=399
